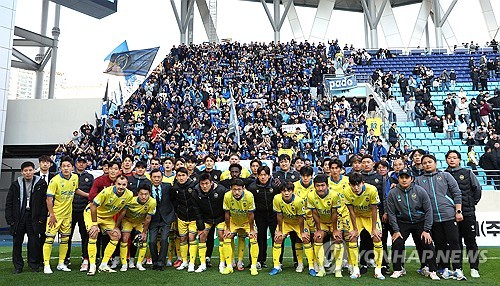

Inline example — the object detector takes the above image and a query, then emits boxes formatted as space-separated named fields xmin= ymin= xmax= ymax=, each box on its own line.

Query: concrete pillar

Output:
xmin=273 ymin=0 xmax=280 ymax=43
xmin=48 ymin=4 xmax=60 ymax=99
xmin=35 ymin=0 xmax=49 ymax=99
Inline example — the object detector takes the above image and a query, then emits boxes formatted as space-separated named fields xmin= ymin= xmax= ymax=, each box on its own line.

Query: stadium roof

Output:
xmin=49 ymin=0 xmax=118 ymax=19
xmin=243 ymin=0 xmax=423 ymax=13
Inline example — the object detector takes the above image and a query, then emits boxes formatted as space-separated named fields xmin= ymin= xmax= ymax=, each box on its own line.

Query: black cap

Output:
xmin=76 ymin=155 xmax=87 ymax=162
xmin=398 ymin=168 xmax=413 ymax=177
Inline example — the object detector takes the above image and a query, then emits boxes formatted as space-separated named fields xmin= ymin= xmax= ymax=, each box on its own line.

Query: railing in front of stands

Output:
xmin=342 ymin=46 xmax=498 ymax=57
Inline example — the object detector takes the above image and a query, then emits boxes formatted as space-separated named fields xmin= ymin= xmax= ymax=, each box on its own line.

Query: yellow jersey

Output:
xmin=220 ymin=168 xmax=251 ymax=181
xmin=293 ymin=180 xmax=314 ymax=200
xmin=125 ymin=196 xmax=157 ymax=224
xmin=223 ymin=190 xmax=255 ymax=226
xmin=47 ymin=173 xmax=79 ymax=218
xmin=307 ymin=189 xmax=341 ymax=224
xmin=92 ymin=186 xmax=134 ymax=219
xmin=328 ymin=175 xmax=350 ymax=217
xmin=344 ymin=183 xmax=380 ymax=218
xmin=273 ymin=194 xmax=306 ymax=225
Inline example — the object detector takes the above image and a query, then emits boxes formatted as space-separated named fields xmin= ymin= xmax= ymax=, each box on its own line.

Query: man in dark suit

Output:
xmin=5 ymin=161 xmax=48 ymax=273
xmin=149 ymin=168 xmax=176 ymax=271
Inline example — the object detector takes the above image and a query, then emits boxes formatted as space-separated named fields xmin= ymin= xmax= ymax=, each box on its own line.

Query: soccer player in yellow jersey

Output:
xmin=119 ymin=184 xmax=156 ymax=272
xmin=84 ymin=175 xmax=134 ymax=276
xmin=308 ymin=174 xmax=342 ymax=277
xmin=269 ymin=182 xmax=316 ymax=277
xmin=221 ymin=179 xmax=259 ymax=276
xmin=345 ymin=172 xmax=384 ymax=280
xmin=43 ymin=156 xmax=86 ymax=274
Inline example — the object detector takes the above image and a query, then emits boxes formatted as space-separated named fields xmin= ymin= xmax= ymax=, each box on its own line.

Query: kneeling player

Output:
xmin=119 ymin=184 xmax=156 ymax=272
xmin=345 ymin=173 xmax=385 ymax=280
xmin=221 ymin=179 xmax=259 ymax=276
xmin=269 ymin=182 xmax=316 ymax=276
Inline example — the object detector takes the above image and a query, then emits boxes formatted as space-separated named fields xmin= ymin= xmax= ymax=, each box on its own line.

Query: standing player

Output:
xmin=345 ymin=173 xmax=385 ymax=280
xmin=308 ymin=174 xmax=342 ymax=277
xmin=43 ymin=156 xmax=84 ymax=274
xmin=84 ymin=175 xmax=134 ymax=276
xmin=221 ymin=179 xmax=259 ymax=276
xmin=269 ymin=182 xmax=316 ymax=277
xmin=119 ymin=184 xmax=156 ymax=271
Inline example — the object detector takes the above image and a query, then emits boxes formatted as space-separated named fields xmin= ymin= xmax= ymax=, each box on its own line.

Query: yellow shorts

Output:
xmin=355 ymin=216 xmax=382 ymax=234
xmin=45 ymin=216 xmax=71 ymax=236
xmin=170 ymin=221 xmax=178 ymax=232
xmin=204 ymin=222 xmax=226 ymax=232
xmin=282 ymin=222 xmax=309 ymax=236
xmin=338 ymin=212 xmax=353 ymax=231
xmin=177 ymin=218 xmax=197 ymax=236
xmin=84 ymin=209 xmax=116 ymax=233
xmin=230 ymin=221 xmax=252 ymax=237
xmin=121 ymin=219 xmax=144 ymax=233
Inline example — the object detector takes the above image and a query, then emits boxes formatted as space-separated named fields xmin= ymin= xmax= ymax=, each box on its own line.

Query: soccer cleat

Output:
xmin=128 ymin=258 xmax=136 ymax=269
xmin=250 ymin=266 xmax=258 ymax=276
xmin=64 ymin=258 xmax=71 ymax=266
xmin=195 ymin=264 xmax=207 ymax=273
xmin=470 ymin=269 xmax=480 ymax=278
xmin=256 ymin=262 xmax=262 ymax=271
xmin=87 ymin=265 xmax=96 ymax=276
xmin=221 ymin=266 xmax=233 ymax=275
xmin=419 ymin=266 xmax=430 ymax=277
xmin=360 ymin=265 xmax=368 ymax=274
xmin=309 ymin=268 xmax=318 ymax=277
xmin=110 ymin=257 xmax=120 ymax=269
xmin=390 ymin=270 xmax=405 ymax=278
xmin=429 ymin=271 xmax=441 ymax=281
xmin=237 ymin=261 xmax=245 ymax=271
xmin=120 ymin=264 xmax=128 ymax=272
xmin=367 ymin=259 xmax=376 ymax=268
xmin=176 ymin=261 xmax=189 ymax=270
xmin=146 ymin=258 xmax=153 ymax=265
xmin=166 ymin=260 xmax=173 ymax=267
xmin=350 ymin=268 xmax=360 ymax=279
xmin=316 ymin=269 xmax=326 ymax=277
xmin=296 ymin=263 xmax=304 ymax=273
xmin=98 ymin=264 xmax=117 ymax=273
xmin=454 ymin=269 xmax=467 ymax=281
xmin=188 ymin=263 xmax=195 ymax=273
xmin=219 ymin=263 xmax=226 ymax=274
xmin=43 ymin=265 xmax=53 ymax=274
xmin=269 ymin=267 xmax=281 ymax=276
xmin=324 ymin=259 xmax=332 ymax=269
xmin=136 ymin=263 xmax=146 ymax=271
xmin=57 ymin=264 xmax=71 ymax=272
xmin=232 ymin=261 xmax=236 ymax=268
xmin=334 ymin=268 xmax=343 ymax=278
xmin=381 ymin=266 xmax=390 ymax=275
xmin=173 ymin=259 xmax=183 ymax=268
xmin=205 ymin=257 xmax=212 ymax=268
xmin=80 ymin=259 xmax=89 ymax=272
xmin=440 ymin=268 xmax=454 ymax=279
xmin=374 ymin=267 xmax=385 ymax=280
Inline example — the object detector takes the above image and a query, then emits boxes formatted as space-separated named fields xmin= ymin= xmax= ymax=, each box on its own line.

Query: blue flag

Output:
xmin=104 ymin=40 xmax=128 ymax=61
xmin=104 ymin=47 xmax=159 ymax=76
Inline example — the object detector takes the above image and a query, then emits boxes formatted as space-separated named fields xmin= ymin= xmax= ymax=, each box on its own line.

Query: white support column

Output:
xmin=360 ymin=0 xmax=389 ymax=48
xmin=35 ymin=0 xmax=49 ymax=99
xmin=479 ymin=0 xmax=499 ymax=40
xmin=187 ymin=0 xmax=194 ymax=44
xmin=425 ymin=21 xmax=430 ymax=50
xmin=48 ymin=4 xmax=60 ymax=99
xmin=376 ymin=0 xmax=403 ymax=48
xmin=196 ymin=0 xmax=219 ymax=43
xmin=431 ymin=0 xmax=458 ymax=50
xmin=364 ymin=13 xmax=370 ymax=48
xmin=432 ymin=0 xmax=443 ymax=48
xmin=259 ymin=0 xmax=293 ymax=43
xmin=283 ymin=0 xmax=304 ymax=42
xmin=274 ymin=0 xmax=280 ymax=43
xmin=171 ymin=0 xmax=195 ymax=44
xmin=309 ymin=0 xmax=336 ymax=43
xmin=408 ymin=0 xmax=432 ymax=48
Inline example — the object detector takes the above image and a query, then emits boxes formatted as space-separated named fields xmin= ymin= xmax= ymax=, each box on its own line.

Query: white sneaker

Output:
xmin=429 ymin=271 xmax=441 ymax=280
xmin=176 ymin=261 xmax=189 ymax=270
xmin=324 ymin=259 xmax=332 ymax=268
xmin=120 ymin=264 xmax=127 ymax=272
xmin=350 ymin=267 xmax=360 ymax=279
xmin=441 ymin=268 xmax=454 ymax=279
xmin=166 ymin=260 xmax=173 ymax=267
xmin=374 ymin=267 xmax=385 ymax=280
xmin=390 ymin=270 xmax=405 ymax=278
xmin=195 ymin=264 xmax=207 ymax=273
xmin=188 ymin=263 xmax=195 ymax=272
xmin=44 ymin=265 xmax=53 ymax=274
xmin=219 ymin=263 xmax=226 ymax=274
xmin=110 ymin=257 xmax=120 ymax=269
xmin=57 ymin=264 xmax=71 ymax=272
xmin=420 ymin=266 xmax=430 ymax=277
xmin=296 ymin=263 xmax=304 ymax=273
xmin=80 ymin=260 xmax=89 ymax=272
xmin=87 ymin=264 xmax=96 ymax=276
xmin=136 ymin=263 xmax=146 ymax=271
xmin=314 ymin=262 xmax=319 ymax=272
xmin=470 ymin=269 xmax=480 ymax=278
xmin=454 ymin=268 xmax=467 ymax=281
xmin=98 ymin=264 xmax=117 ymax=273
xmin=128 ymin=258 xmax=135 ymax=269
xmin=146 ymin=258 xmax=153 ymax=265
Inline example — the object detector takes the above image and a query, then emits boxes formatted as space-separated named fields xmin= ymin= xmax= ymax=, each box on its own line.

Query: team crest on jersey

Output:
xmin=243 ymin=202 xmax=247 ymax=208
xmin=411 ymin=193 xmax=417 ymax=200
xmin=459 ymin=175 xmax=465 ymax=180
xmin=291 ymin=175 xmax=296 ymax=179
xmin=121 ymin=199 xmax=125 ymax=204
xmin=214 ymin=192 xmax=219 ymax=198
xmin=214 ymin=175 xmax=218 ymax=180
xmin=365 ymin=197 xmax=370 ymax=202
xmin=327 ymin=201 xmax=331 ymax=206
xmin=375 ymin=179 xmax=379 ymax=183
xmin=269 ymin=188 xmax=273 ymax=193
xmin=188 ymin=188 xmax=193 ymax=193
xmin=85 ymin=178 xmax=89 ymax=182
xmin=437 ymin=176 xmax=442 ymax=181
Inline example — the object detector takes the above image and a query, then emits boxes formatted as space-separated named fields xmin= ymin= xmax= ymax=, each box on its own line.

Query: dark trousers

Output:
xmin=254 ymin=211 xmax=277 ymax=263
xmin=149 ymin=222 xmax=170 ymax=267
xmin=359 ymin=229 xmax=373 ymax=267
xmin=458 ymin=215 xmax=479 ymax=270
xmin=280 ymin=232 xmax=298 ymax=264
xmin=66 ymin=211 xmax=88 ymax=261
xmin=432 ymin=220 xmax=462 ymax=270
xmin=381 ymin=221 xmax=392 ymax=267
xmin=206 ymin=226 xmax=216 ymax=259
xmin=12 ymin=211 xmax=40 ymax=271
xmin=392 ymin=221 xmax=437 ymax=272
xmin=129 ymin=229 xmax=139 ymax=260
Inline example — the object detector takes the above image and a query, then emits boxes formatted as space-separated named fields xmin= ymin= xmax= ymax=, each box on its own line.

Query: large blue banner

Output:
xmin=324 ymin=74 xmax=358 ymax=93
xmin=104 ymin=47 xmax=159 ymax=76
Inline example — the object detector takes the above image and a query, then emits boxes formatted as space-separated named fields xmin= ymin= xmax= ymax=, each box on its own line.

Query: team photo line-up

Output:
xmin=6 ymin=150 xmax=481 ymax=280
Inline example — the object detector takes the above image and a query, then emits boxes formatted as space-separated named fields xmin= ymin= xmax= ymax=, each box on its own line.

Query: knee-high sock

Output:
xmin=218 ymin=245 xmax=225 ymax=265
xmin=231 ymin=240 xmax=235 ymax=262
xmin=189 ymin=242 xmax=198 ymax=265
xmin=198 ymin=242 xmax=207 ymax=265
xmin=180 ymin=241 xmax=189 ymax=263
xmin=334 ymin=243 xmax=344 ymax=270
xmin=314 ymin=242 xmax=324 ymax=267
xmin=374 ymin=241 xmax=383 ymax=268
xmin=272 ymin=243 xmax=282 ymax=268
xmin=295 ymin=243 xmax=304 ymax=264
xmin=167 ymin=235 xmax=175 ymax=261
xmin=347 ymin=241 xmax=359 ymax=267
xmin=43 ymin=236 xmax=55 ymax=266
xmin=223 ymin=239 xmax=233 ymax=267
xmin=102 ymin=240 xmax=118 ymax=265
xmin=237 ymin=237 xmax=245 ymax=262
xmin=88 ymin=238 xmax=97 ymax=265
xmin=137 ymin=246 xmax=147 ymax=264
xmin=249 ymin=238 xmax=259 ymax=266
xmin=120 ymin=242 xmax=128 ymax=265
xmin=175 ymin=237 xmax=181 ymax=259
xmin=59 ymin=236 xmax=69 ymax=265
xmin=304 ymin=243 xmax=315 ymax=269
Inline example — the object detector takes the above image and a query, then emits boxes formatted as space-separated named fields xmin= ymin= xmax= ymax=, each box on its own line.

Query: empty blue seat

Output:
xmin=405 ymin=133 xmax=416 ymax=139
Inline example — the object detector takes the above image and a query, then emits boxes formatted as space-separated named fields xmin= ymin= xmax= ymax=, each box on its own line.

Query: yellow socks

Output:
xmin=314 ymin=242 xmax=324 ymax=267
xmin=249 ymin=238 xmax=259 ymax=266
xmin=237 ymin=237 xmax=245 ymax=262
xmin=334 ymin=243 xmax=344 ymax=270
xmin=88 ymin=238 xmax=97 ymax=265
xmin=43 ymin=236 xmax=54 ymax=266
xmin=180 ymin=241 xmax=189 ymax=263
xmin=304 ymin=243 xmax=315 ymax=268
xmin=120 ymin=242 xmax=128 ymax=265
xmin=198 ymin=242 xmax=207 ymax=265
xmin=295 ymin=243 xmax=304 ymax=265
xmin=347 ymin=241 xmax=359 ymax=267
xmin=374 ymin=241 xmax=383 ymax=268
xmin=272 ymin=243 xmax=282 ymax=268
xmin=137 ymin=246 xmax=147 ymax=264
xmin=189 ymin=242 xmax=198 ymax=265
xmin=223 ymin=239 xmax=233 ymax=267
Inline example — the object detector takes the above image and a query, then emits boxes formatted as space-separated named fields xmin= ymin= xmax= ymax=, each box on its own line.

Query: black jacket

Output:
xmin=386 ymin=184 xmax=433 ymax=233
xmin=362 ymin=171 xmax=384 ymax=213
xmin=127 ymin=174 xmax=151 ymax=196
xmin=150 ymin=182 xmax=176 ymax=225
xmin=72 ymin=171 xmax=94 ymax=213
xmin=246 ymin=179 xmax=281 ymax=213
xmin=273 ymin=169 xmax=300 ymax=183
xmin=192 ymin=182 xmax=227 ymax=230
xmin=5 ymin=175 xmax=48 ymax=235
xmin=479 ymin=151 xmax=499 ymax=170
xmin=199 ymin=169 xmax=222 ymax=182
xmin=172 ymin=178 xmax=198 ymax=222
xmin=445 ymin=167 xmax=482 ymax=216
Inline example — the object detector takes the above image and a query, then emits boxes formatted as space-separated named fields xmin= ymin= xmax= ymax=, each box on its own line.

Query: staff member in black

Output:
xmin=5 ymin=161 xmax=48 ymax=273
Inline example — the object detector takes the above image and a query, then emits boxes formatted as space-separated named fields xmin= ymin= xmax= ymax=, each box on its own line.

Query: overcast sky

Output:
xmin=13 ymin=0 xmax=500 ymax=91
